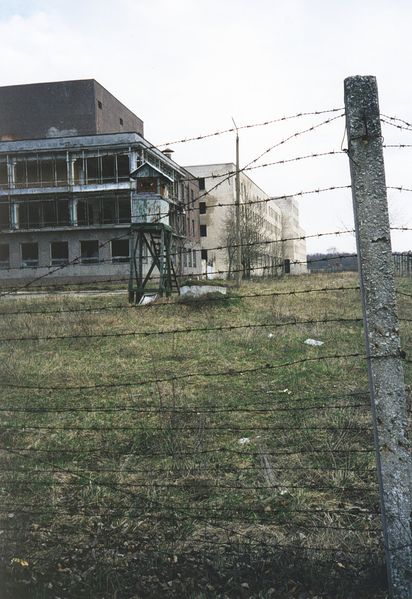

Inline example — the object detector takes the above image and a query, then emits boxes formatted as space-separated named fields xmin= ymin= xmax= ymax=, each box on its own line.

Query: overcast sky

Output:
xmin=1 ymin=0 xmax=412 ymax=252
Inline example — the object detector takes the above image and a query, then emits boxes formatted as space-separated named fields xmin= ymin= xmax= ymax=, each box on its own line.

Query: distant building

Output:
xmin=184 ymin=163 xmax=307 ymax=277
xmin=0 ymin=81 xmax=201 ymax=288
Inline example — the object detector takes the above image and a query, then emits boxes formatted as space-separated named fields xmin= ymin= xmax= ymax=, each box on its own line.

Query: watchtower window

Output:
xmin=98 ymin=100 xmax=103 ymax=109
xmin=137 ymin=177 xmax=157 ymax=193
xmin=119 ymin=118 xmax=124 ymax=126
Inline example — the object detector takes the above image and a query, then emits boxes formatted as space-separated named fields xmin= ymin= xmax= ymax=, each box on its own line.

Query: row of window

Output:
xmin=0 ymin=197 xmax=131 ymax=229
xmin=0 ymin=241 xmax=203 ymax=269
xmin=0 ymin=239 xmax=130 ymax=269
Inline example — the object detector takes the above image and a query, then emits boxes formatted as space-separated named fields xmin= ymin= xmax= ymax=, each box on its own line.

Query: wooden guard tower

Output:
xmin=128 ymin=163 xmax=180 ymax=304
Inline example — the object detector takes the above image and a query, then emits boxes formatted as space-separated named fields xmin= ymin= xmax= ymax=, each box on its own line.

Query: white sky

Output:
xmin=1 ymin=0 xmax=412 ymax=253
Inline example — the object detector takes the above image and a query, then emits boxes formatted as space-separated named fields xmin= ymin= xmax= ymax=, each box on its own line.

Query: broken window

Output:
xmin=102 ymin=198 xmax=116 ymax=224
xmin=118 ymin=198 xmax=131 ymax=223
xmin=78 ymin=198 xmax=101 ymax=226
xmin=102 ymin=155 xmax=116 ymax=184
xmin=0 ymin=162 xmax=7 ymax=188
xmin=80 ymin=240 xmax=99 ymax=264
xmin=19 ymin=201 xmax=42 ymax=229
xmin=0 ymin=202 xmax=9 ymax=228
xmin=111 ymin=239 xmax=129 ymax=263
xmin=42 ymin=199 xmax=70 ymax=227
xmin=199 ymin=202 xmax=206 ymax=214
xmin=55 ymin=159 xmax=67 ymax=186
xmin=86 ymin=157 xmax=99 ymax=184
xmin=117 ymin=155 xmax=130 ymax=181
xmin=0 ymin=244 xmax=9 ymax=268
xmin=201 ymin=249 xmax=208 ymax=261
xmin=51 ymin=241 xmax=69 ymax=265
xmin=198 ymin=178 xmax=205 ymax=191
xmin=200 ymin=224 xmax=207 ymax=237
xmin=21 ymin=242 xmax=38 ymax=267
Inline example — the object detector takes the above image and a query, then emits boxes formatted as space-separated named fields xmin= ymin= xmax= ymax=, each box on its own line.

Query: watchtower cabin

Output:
xmin=129 ymin=160 xmax=186 ymax=303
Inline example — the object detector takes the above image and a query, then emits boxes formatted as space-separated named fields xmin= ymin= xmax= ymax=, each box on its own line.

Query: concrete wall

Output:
xmin=94 ymin=81 xmax=144 ymax=136
xmin=0 ymin=79 xmax=144 ymax=141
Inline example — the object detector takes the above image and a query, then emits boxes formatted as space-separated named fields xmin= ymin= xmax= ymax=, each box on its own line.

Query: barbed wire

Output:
xmin=0 ymin=317 xmax=362 ymax=343
xmin=153 ymin=108 xmax=345 ymax=147
xmin=0 ymin=351 xmax=369 ymax=391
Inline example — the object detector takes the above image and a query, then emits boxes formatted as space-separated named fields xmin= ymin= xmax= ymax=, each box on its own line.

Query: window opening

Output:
xmin=80 ymin=240 xmax=99 ymax=264
xmin=51 ymin=241 xmax=69 ymax=265
xmin=112 ymin=239 xmax=130 ymax=263
xmin=0 ymin=244 xmax=9 ymax=268
xmin=21 ymin=242 xmax=38 ymax=267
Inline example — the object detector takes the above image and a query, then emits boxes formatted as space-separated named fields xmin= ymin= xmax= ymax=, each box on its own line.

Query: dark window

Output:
xmin=198 ymin=178 xmax=205 ymax=191
xmin=0 ymin=244 xmax=9 ymax=268
xmin=191 ymin=189 xmax=195 ymax=204
xmin=51 ymin=241 xmax=69 ymax=265
xmin=200 ymin=224 xmax=207 ymax=237
xmin=284 ymin=258 xmax=291 ymax=274
xmin=80 ymin=240 xmax=99 ymax=264
xmin=192 ymin=219 xmax=195 ymax=236
xmin=0 ymin=162 xmax=7 ymax=187
xmin=19 ymin=202 xmax=41 ymax=229
xmin=21 ymin=242 xmax=38 ymax=267
xmin=112 ymin=239 xmax=129 ymax=263
xmin=98 ymin=100 xmax=103 ymax=109
xmin=102 ymin=198 xmax=116 ymax=224
xmin=117 ymin=155 xmax=130 ymax=181
xmin=0 ymin=203 xmax=9 ymax=228
xmin=119 ymin=118 xmax=124 ymax=126
xmin=199 ymin=202 xmax=206 ymax=214
xmin=193 ymin=249 xmax=197 ymax=267
xmin=201 ymin=249 xmax=208 ymax=261
xmin=118 ymin=198 xmax=131 ymax=223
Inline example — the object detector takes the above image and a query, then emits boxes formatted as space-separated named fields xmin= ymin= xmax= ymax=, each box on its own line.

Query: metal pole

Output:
xmin=344 ymin=75 xmax=412 ymax=599
xmin=233 ymin=118 xmax=242 ymax=287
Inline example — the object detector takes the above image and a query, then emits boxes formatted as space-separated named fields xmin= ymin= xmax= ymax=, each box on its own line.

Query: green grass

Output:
xmin=0 ymin=272 xmax=410 ymax=598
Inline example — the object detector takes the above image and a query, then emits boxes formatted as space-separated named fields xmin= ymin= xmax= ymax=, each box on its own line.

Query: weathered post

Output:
xmin=344 ymin=75 xmax=412 ymax=598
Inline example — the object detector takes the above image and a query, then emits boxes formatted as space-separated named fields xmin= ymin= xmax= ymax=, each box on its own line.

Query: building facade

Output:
xmin=184 ymin=163 xmax=307 ymax=277
xmin=0 ymin=81 xmax=201 ymax=288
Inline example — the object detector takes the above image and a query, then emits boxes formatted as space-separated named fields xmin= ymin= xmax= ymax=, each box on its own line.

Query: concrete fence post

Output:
xmin=344 ymin=75 xmax=412 ymax=599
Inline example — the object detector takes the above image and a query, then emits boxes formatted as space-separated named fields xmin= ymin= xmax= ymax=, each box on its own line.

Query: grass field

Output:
xmin=0 ymin=272 xmax=411 ymax=598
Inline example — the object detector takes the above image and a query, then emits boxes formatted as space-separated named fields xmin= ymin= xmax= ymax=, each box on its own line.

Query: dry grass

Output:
xmin=0 ymin=272 xmax=410 ymax=598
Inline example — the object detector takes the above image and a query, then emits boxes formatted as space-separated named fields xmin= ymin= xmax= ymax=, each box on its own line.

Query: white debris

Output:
xmin=304 ymin=338 xmax=324 ymax=347
xmin=238 ymin=437 xmax=250 ymax=445
xmin=268 ymin=333 xmax=274 ymax=338
xmin=180 ymin=285 xmax=227 ymax=297
xmin=138 ymin=294 xmax=159 ymax=305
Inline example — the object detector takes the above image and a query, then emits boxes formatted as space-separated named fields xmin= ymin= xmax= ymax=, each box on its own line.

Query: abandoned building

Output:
xmin=0 ymin=80 xmax=201 ymax=288
xmin=184 ymin=163 xmax=307 ymax=277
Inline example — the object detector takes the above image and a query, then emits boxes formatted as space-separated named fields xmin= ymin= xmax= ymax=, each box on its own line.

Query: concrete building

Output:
xmin=0 ymin=81 xmax=200 ymax=288
xmin=184 ymin=163 xmax=307 ymax=277
xmin=0 ymin=79 xmax=144 ymax=141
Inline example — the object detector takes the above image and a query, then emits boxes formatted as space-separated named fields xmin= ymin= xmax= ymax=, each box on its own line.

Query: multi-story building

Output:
xmin=0 ymin=80 xmax=201 ymax=288
xmin=184 ymin=163 xmax=307 ymax=277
